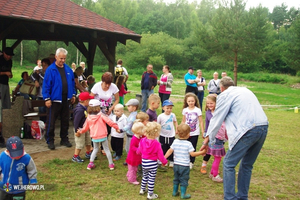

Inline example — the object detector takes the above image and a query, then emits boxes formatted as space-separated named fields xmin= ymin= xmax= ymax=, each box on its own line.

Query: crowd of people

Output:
xmin=0 ymin=47 xmax=269 ymax=200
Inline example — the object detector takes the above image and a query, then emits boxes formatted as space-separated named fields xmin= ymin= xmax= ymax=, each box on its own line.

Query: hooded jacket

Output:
xmin=79 ymin=112 xmax=119 ymax=140
xmin=137 ymin=137 xmax=167 ymax=165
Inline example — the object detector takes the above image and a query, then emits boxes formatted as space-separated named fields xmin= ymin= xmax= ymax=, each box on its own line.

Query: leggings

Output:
xmin=210 ymin=156 xmax=222 ymax=177
xmin=141 ymin=159 xmax=158 ymax=195
xmin=91 ymin=140 xmax=113 ymax=165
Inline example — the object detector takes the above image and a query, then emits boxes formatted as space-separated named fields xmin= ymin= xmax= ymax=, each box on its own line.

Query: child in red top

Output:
xmin=126 ymin=122 xmax=144 ymax=185
xmin=137 ymin=122 xmax=168 ymax=200
xmin=116 ymin=75 xmax=130 ymax=105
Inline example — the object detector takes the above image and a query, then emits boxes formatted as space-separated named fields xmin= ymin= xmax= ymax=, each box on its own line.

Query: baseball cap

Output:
xmin=188 ymin=66 xmax=194 ymax=70
xmin=125 ymin=99 xmax=139 ymax=106
xmin=89 ymin=99 xmax=100 ymax=107
xmin=3 ymin=47 xmax=15 ymax=56
xmin=6 ymin=136 xmax=24 ymax=159
xmin=162 ymin=99 xmax=174 ymax=107
xmin=79 ymin=92 xmax=94 ymax=101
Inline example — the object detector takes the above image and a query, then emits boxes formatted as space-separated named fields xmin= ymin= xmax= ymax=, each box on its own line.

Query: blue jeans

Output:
xmin=141 ymin=89 xmax=154 ymax=112
xmin=223 ymin=125 xmax=268 ymax=200
xmin=173 ymin=164 xmax=190 ymax=187
xmin=197 ymin=90 xmax=204 ymax=111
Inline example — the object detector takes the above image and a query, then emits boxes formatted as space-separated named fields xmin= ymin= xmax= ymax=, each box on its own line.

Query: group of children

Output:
xmin=71 ymin=91 xmax=227 ymax=199
xmin=0 ymin=90 xmax=227 ymax=199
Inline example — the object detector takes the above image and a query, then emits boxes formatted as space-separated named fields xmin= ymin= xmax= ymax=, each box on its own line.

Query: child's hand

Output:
xmin=75 ymin=132 xmax=81 ymax=137
xmin=127 ymin=91 xmax=131 ymax=93
xmin=116 ymin=129 xmax=121 ymax=133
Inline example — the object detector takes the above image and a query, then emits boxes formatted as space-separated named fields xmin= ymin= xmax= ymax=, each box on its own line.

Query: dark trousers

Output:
xmin=203 ymin=154 xmax=211 ymax=162
xmin=197 ymin=90 xmax=204 ymax=111
xmin=159 ymin=136 xmax=175 ymax=161
xmin=185 ymin=85 xmax=198 ymax=95
xmin=187 ymin=135 xmax=199 ymax=164
xmin=159 ymin=92 xmax=170 ymax=113
xmin=45 ymin=99 xmax=70 ymax=144
xmin=111 ymin=136 xmax=124 ymax=156
xmin=0 ymin=190 xmax=26 ymax=200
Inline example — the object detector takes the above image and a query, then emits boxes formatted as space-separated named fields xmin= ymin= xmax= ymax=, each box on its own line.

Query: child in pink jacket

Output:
xmin=137 ymin=122 xmax=168 ymax=200
xmin=76 ymin=99 xmax=120 ymax=170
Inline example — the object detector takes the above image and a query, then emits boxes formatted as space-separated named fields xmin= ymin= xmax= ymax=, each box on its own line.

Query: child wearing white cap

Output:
xmin=76 ymin=99 xmax=120 ymax=170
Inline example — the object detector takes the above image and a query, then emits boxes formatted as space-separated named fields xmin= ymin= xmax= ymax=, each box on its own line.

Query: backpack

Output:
xmin=114 ymin=66 xmax=124 ymax=83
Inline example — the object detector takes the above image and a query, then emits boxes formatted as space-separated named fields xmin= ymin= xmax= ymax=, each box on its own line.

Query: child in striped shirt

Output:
xmin=165 ymin=124 xmax=206 ymax=199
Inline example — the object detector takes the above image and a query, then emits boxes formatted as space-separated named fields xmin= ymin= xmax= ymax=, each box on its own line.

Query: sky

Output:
xmin=162 ymin=0 xmax=300 ymax=11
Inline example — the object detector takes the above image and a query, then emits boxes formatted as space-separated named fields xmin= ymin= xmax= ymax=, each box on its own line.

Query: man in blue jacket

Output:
xmin=43 ymin=48 xmax=76 ymax=150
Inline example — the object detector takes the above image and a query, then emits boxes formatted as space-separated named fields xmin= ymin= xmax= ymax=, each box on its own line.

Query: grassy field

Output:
xmin=10 ymin=67 xmax=300 ymax=199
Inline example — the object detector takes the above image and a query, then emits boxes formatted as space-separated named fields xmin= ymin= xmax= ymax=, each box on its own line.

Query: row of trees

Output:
xmin=6 ymin=0 xmax=300 ymax=83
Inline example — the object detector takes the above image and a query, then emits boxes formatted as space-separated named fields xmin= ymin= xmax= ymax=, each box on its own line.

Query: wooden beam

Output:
xmin=87 ymin=39 xmax=97 ymax=75
xmin=107 ymin=37 xmax=117 ymax=74
xmin=48 ymin=24 xmax=55 ymax=33
xmin=0 ymin=21 xmax=21 ymax=41
xmin=11 ymin=39 xmax=22 ymax=49
xmin=71 ymin=40 xmax=88 ymax=58
xmin=36 ymin=40 xmax=41 ymax=45
xmin=64 ymin=41 xmax=69 ymax=46
xmin=2 ymin=39 xmax=6 ymax=50
xmin=97 ymin=39 xmax=114 ymax=64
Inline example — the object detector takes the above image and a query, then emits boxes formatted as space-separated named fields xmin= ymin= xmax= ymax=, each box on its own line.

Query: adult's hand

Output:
xmin=107 ymin=107 xmax=113 ymax=115
xmin=71 ymin=96 xmax=76 ymax=104
xmin=45 ymin=100 xmax=52 ymax=108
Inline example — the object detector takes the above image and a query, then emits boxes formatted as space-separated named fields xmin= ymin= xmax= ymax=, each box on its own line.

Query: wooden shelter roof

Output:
xmin=0 ymin=0 xmax=141 ymax=44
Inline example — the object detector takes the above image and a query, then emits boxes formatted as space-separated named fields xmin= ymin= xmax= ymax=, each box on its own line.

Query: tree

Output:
xmin=194 ymin=0 xmax=270 ymax=85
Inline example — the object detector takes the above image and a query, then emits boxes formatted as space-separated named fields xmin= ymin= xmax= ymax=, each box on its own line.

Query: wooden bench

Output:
xmin=23 ymin=99 xmax=78 ymax=119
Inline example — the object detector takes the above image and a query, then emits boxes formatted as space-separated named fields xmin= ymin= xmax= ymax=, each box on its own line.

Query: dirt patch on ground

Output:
xmin=30 ymin=148 xmax=74 ymax=168
xmin=291 ymin=83 xmax=300 ymax=89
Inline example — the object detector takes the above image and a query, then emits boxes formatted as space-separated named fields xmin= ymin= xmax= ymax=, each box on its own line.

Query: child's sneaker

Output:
xmin=212 ymin=175 xmax=223 ymax=183
xmin=189 ymin=162 xmax=194 ymax=169
xmin=130 ymin=181 xmax=139 ymax=185
xmin=85 ymin=152 xmax=91 ymax=159
xmin=112 ymin=152 xmax=116 ymax=158
xmin=200 ymin=166 xmax=207 ymax=174
xmin=87 ymin=162 xmax=95 ymax=170
xmin=113 ymin=156 xmax=121 ymax=161
xmin=147 ymin=193 xmax=158 ymax=199
xmin=169 ymin=161 xmax=174 ymax=168
xmin=72 ymin=155 xmax=84 ymax=163
xmin=109 ymin=163 xmax=115 ymax=170
xmin=139 ymin=189 xmax=146 ymax=195
xmin=158 ymin=164 xmax=167 ymax=172
xmin=209 ymin=173 xmax=214 ymax=179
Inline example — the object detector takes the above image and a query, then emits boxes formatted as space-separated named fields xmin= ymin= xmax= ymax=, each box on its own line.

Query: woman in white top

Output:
xmin=196 ymin=70 xmax=206 ymax=110
xmin=207 ymin=72 xmax=220 ymax=95
xmin=90 ymin=72 xmax=120 ymax=116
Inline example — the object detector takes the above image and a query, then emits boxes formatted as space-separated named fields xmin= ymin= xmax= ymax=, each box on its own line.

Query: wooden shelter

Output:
xmin=0 ymin=0 xmax=141 ymax=74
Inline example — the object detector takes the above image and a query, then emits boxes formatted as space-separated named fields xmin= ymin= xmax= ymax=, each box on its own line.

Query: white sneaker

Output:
xmin=147 ymin=193 xmax=158 ymax=199
xmin=189 ymin=162 xmax=193 ymax=169
xmin=139 ymin=189 xmax=146 ymax=195
xmin=212 ymin=174 xmax=223 ymax=183
xmin=169 ymin=161 xmax=174 ymax=168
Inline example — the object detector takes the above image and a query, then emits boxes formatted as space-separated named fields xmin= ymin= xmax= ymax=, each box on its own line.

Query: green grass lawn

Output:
xmin=10 ymin=68 xmax=300 ymax=199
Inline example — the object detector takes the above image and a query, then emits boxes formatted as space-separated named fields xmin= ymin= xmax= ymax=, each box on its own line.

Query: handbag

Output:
xmin=19 ymin=79 xmax=37 ymax=95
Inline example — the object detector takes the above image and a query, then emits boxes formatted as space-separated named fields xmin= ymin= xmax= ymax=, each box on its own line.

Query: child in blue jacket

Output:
xmin=0 ymin=136 xmax=37 ymax=200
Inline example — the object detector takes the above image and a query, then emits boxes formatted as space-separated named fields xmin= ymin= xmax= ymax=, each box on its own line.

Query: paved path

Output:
xmin=0 ymin=119 xmax=75 ymax=154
